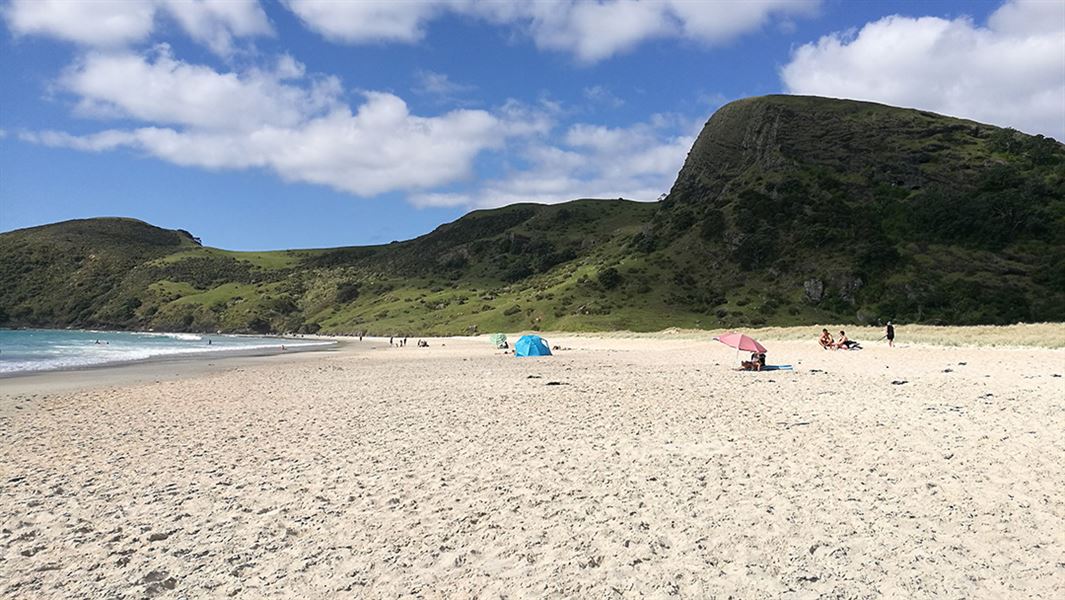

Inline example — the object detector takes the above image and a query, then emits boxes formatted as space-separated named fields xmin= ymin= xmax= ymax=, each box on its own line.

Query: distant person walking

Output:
xmin=886 ymin=322 xmax=895 ymax=347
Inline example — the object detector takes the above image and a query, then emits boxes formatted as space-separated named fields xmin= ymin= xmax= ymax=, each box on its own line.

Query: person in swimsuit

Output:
xmin=741 ymin=352 xmax=766 ymax=371
xmin=886 ymin=322 xmax=895 ymax=348
xmin=819 ymin=328 xmax=834 ymax=349
xmin=837 ymin=331 xmax=860 ymax=350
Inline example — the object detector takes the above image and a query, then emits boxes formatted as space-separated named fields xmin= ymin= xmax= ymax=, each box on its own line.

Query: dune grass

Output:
xmin=537 ymin=323 xmax=1065 ymax=349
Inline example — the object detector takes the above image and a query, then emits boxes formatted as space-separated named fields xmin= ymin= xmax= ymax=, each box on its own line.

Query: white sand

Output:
xmin=2 ymin=336 xmax=1063 ymax=598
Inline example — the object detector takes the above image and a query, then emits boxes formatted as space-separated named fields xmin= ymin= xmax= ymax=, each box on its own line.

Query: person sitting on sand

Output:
xmin=819 ymin=329 xmax=834 ymax=349
xmin=741 ymin=352 xmax=766 ymax=371
xmin=836 ymin=331 xmax=861 ymax=350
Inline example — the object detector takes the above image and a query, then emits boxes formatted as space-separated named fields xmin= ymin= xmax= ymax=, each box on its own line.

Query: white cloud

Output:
xmin=27 ymin=44 xmax=695 ymax=208
xmin=668 ymin=0 xmax=815 ymax=40
xmin=3 ymin=0 xmax=155 ymax=46
xmin=280 ymin=0 xmax=439 ymax=43
xmin=411 ymin=118 xmax=695 ymax=209
xmin=9 ymin=1 xmax=718 ymax=209
xmin=61 ymin=46 xmax=339 ymax=130
xmin=583 ymin=85 xmax=625 ymax=108
xmin=406 ymin=192 xmax=473 ymax=208
xmin=283 ymin=0 xmax=819 ymax=63
xmin=2 ymin=0 xmax=271 ymax=55
xmin=527 ymin=0 xmax=673 ymax=63
xmin=157 ymin=0 xmax=272 ymax=55
xmin=28 ymin=50 xmax=535 ymax=197
xmin=781 ymin=0 xmax=1065 ymax=140
xmin=414 ymin=70 xmax=473 ymax=96
xmin=412 ymin=70 xmax=476 ymax=105
xmin=988 ymin=0 xmax=1065 ymax=35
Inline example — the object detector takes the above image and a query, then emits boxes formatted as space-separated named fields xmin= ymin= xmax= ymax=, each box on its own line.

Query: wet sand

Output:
xmin=0 ymin=341 xmax=341 ymax=402
xmin=1 ymin=335 xmax=1063 ymax=598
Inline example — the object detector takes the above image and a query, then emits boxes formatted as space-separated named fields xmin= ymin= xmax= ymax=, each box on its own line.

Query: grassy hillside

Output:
xmin=0 ymin=201 xmax=666 ymax=334
xmin=652 ymin=95 xmax=1065 ymax=325
xmin=2 ymin=96 xmax=1062 ymax=334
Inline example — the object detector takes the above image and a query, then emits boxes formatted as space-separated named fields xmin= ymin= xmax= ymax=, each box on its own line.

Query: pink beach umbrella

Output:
xmin=713 ymin=332 xmax=768 ymax=364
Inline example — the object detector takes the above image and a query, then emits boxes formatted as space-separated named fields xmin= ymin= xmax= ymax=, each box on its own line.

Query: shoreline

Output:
xmin=5 ymin=326 xmax=1063 ymax=394
xmin=0 ymin=339 xmax=344 ymax=398
xmin=0 ymin=328 xmax=342 ymax=381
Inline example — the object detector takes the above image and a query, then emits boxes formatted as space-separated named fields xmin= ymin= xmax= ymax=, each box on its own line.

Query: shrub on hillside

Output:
xmin=335 ymin=282 xmax=361 ymax=303
xmin=597 ymin=267 xmax=622 ymax=290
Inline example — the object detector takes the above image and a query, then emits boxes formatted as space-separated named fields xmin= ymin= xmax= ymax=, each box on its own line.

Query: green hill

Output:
xmin=2 ymin=96 xmax=1062 ymax=334
xmin=653 ymin=95 xmax=1064 ymax=324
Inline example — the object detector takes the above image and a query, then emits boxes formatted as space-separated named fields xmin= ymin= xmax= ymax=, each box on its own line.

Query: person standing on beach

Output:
xmin=886 ymin=322 xmax=895 ymax=347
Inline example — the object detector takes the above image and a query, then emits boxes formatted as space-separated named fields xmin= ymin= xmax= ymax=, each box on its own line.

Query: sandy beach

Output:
xmin=2 ymin=333 xmax=1063 ymax=598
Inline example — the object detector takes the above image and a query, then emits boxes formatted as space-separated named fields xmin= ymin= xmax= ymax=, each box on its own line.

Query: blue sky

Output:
xmin=1 ymin=0 xmax=1062 ymax=250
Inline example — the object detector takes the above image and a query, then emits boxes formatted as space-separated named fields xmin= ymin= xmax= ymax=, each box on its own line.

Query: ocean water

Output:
xmin=0 ymin=329 xmax=335 ymax=374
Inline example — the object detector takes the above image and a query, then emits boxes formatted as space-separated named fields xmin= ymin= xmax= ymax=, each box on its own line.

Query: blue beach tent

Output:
xmin=514 ymin=335 xmax=552 ymax=357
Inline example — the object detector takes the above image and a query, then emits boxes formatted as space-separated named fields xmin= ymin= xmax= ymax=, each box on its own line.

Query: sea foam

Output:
xmin=0 ymin=329 xmax=333 ymax=374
